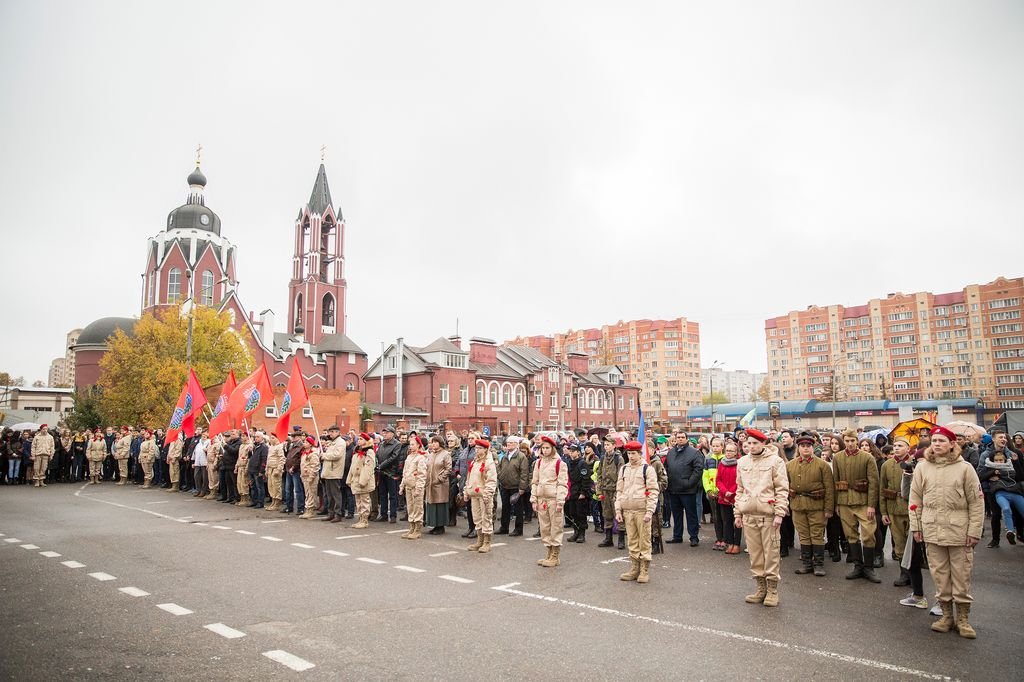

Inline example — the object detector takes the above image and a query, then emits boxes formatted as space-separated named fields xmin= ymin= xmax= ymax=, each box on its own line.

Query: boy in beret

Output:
xmin=735 ymin=429 xmax=789 ymax=606
xmin=786 ymin=432 xmax=835 ymax=577
xmin=615 ymin=441 xmax=660 ymax=583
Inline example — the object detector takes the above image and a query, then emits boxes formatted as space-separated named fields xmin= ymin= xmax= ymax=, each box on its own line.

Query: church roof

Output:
xmin=414 ymin=337 xmax=464 ymax=355
xmin=312 ymin=333 xmax=366 ymax=355
xmin=307 ymin=163 xmax=338 ymax=217
xmin=75 ymin=317 xmax=136 ymax=347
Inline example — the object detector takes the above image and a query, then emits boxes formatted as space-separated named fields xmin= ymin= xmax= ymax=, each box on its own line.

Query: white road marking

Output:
xmin=235 ymin=530 xmax=256 ymax=535
xmin=525 ymin=536 xmax=541 ymax=541
xmin=4 ymin=538 xmax=21 ymax=543
xmin=194 ymin=522 xmax=209 ymax=526
xmin=213 ymin=525 xmax=231 ymax=530
xmin=600 ymin=556 xmax=631 ymax=565
xmin=385 ymin=529 xmax=407 ymax=534
xmin=438 ymin=574 xmax=474 ymax=584
xmin=178 ymin=516 xmax=193 ymax=520
xmin=39 ymin=551 xmax=62 ymax=558
xmin=491 ymin=542 xmax=507 ymax=547
xmin=490 ymin=583 xmax=950 ymax=680
xmin=61 ymin=561 xmax=86 ymax=568
xmin=0 ymin=533 xmax=5 ymax=536
xmin=146 ymin=501 xmax=169 ymax=505
xmin=20 ymin=544 xmax=40 ymax=550
xmin=204 ymin=622 xmax=246 ymax=639
xmin=334 ymin=534 xmax=369 ymax=540
xmin=262 ymin=650 xmax=315 ymax=672
xmin=261 ymin=536 xmax=283 ymax=542
xmin=119 ymin=587 xmax=150 ymax=597
xmin=323 ymin=550 xmax=349 ymax=557
xmin=291 ymin=543 xmax=315 ymax=549
xmin=88 ymin=572 xmax=117 ymax=582
xmin=394 ymin=565 xmax=426 ymax=573
xmin=157 ymin=603 xmax=193 ymax=616
xmin=356 ymin=557 xmax=386 ymax=565
xmin=429 ymin=551 xmax=457 ymax=557
xmin=261 ymin=519 xmax=287 ymax=524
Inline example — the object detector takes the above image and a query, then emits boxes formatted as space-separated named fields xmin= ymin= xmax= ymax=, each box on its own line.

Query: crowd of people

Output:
xmin=3 ymin=419 xmax=1020 ymax=638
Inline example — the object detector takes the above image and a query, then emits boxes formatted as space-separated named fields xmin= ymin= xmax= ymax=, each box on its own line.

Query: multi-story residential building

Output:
xmin=507 ymin=317 xmax=701 ymax=423
xmin=700 ymin=367 xmax=766 ymax=404
xmin=48 ymin=328 xmax=82 ymax=387
xmin=362 ymin=336 xmax=640 ymax=434
xmin=764 ymin=276 xmax=1024 ymax=409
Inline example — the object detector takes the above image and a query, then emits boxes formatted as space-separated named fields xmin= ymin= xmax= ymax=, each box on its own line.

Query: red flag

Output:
xmin=274 ymin=358 xmax=310 ymax=442
xmin=226 ymin=364 xmax=274 ymax=427
xmin=166 ymin=368 xmax=208 ymax=442
xmin=206 ymin=370 xmax=237 ymax=438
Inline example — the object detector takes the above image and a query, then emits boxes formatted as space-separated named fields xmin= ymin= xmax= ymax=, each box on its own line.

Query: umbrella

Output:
xmin=889 ymin=418 xmax=937 ymax=450
xmin=585 ymin=427 xmax=609 ymax=440
xmin=8 ymin=422 xmax=40 ymax=431
xmin=860 ymin=425 xmax=887 ymax=432
xmin=862 ymin=427 xmax=891 ymax=445
xmin=944 ymin=421 xmax=987 ymax=438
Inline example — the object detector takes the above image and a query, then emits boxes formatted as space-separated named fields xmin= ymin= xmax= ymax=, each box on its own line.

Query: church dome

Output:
xmin=167 ymin=203 xmax=221 ymax=235
xmin=187 ymin=166 xmax=207 ymax=187
xmin=74 ymin=317 xmax=136 ymax=348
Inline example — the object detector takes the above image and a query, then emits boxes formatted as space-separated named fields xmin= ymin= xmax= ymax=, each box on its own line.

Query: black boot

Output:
xmin=568 ymin=526 xmax=580 ymax=543
xmin=461 ymin=527 xmax=477 ymax=539
xmin=780 ymin=545 xmax=789 ymax=558
xmin=873 ymin=548 xmax=884 ymax=569
xmin=575 ymin=528 xmax=586 ymax=544
xmin=794 ymin=547 xmax=814 ymax=575
xmin=812 ymin=545 xmax=826 ymax=577
xmin=861 ymin=546 xmax=881 ymax=583
xmin=894 ymin=567 xmax=911 ymax=587
xmin=845 ymin=543 xmax=864 ymax=580
xmin=617 ymin=531 xmax=625 ymax=550
xmin=598 ymin=529 xmax=614 ymax=547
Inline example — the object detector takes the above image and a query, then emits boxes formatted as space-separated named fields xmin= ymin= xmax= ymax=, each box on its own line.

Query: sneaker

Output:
xmin=929 ymin=603 xmax=942 ymax=617
xmin=1008 ymin=530 xmax=1018 ymax=546
xmin=900 ymin=595 xmax=929 ymax=609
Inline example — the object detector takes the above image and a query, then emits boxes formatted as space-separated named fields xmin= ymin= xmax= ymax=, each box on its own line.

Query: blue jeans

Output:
xmin=995 ymin=490 xmax=1024 ymax=533
xmin=8 ymin=458 xmax=20 ymax=481
xmin=379 ymin=476 xmax=400 ymax=520
xmin=249 ymin=473 xmax=265 ymax=506
xmin=668 ymin=492 xmax=700 ymax=541
xmin=284 ymin=472 xmax=305 ymax=513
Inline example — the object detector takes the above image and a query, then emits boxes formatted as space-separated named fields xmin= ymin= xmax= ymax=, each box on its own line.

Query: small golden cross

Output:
xmin=195 ymin=143 xmax=203 ymax=166
xmin=320 ymin=144 xmax=327 ymax=163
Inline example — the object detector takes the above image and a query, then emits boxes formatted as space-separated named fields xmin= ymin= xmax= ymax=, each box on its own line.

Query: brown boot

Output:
xmin=763 ymin=579 xmax=780 ymax=607
xmin=299 ymin=510 xmax=315 ymax=519
xmin=537 ymin=546 xmax=553 ymax=566
xmin=401 ymin=523 xmax=414 ymax=539
xmin=478 ymin=534 xmax=492 ymax=553
xmin=619 ymin=558 xmax=640 ymax=581
xmin=409 ymin=522 xmax=422 ymax=540
xmin=931 ymin=601 xmax=954 ymax=633
xmin=637 ymin=559 xmax=650 ymax=584
xmin=745 ymin=577 xmax=768 ymax=604
xmin=271 ymin=498 xmax=282 ymax=511
xmin=539 ymin=546 xmax=560 ymax=567
xmin=955 ymin=603 xmax=976 ymax=639
xmin=351 ymin=514 xmax=369 ymax=529
xmin=237 ymin=494 xmax=250 ymax=507
xmin=467 ymin=533 xmax=484 ymax=552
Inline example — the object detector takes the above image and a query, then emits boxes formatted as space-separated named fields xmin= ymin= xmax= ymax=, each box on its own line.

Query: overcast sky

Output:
xmin=2 ymin=1 xmax=1022 ymax=384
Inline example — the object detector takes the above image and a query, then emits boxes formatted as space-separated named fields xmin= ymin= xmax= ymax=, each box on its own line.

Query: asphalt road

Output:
xmin=0 ymin=483 xmax=1019 ymax=681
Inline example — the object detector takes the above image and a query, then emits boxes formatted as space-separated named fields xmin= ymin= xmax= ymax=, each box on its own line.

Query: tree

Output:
xmin=0 ymin=372 xmax=25 ymax=387
xmin=97 ymin=306 xmax=254 ymax=426
xmin=32 ymin=379 xmax=45 ymax=388
xmin=65 ymin=386 xmax=105 ymax=431
xmin=817 ymin=377 xmax=838 ymax=402
xmin=756 ymin=378 xmax=771 ymax=402
xmin=702 ymin=390 xmax=729 ymax=405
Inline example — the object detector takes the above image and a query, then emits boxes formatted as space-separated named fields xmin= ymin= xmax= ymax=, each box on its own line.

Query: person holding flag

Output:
xmin=165 ymin=368 xmax=208 ymax=445
xmin=207 ymin=370 xmax=238 ymax=439
xmin=274 ymin=359 xmax=310 ymax=442
xmin=225 ymin=364 xmax=274 ymax=430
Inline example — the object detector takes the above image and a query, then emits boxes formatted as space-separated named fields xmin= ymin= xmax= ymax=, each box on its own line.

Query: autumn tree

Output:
xmin=97 ymin=306 xmax=254 ymax=426
xmin=702 ymin=390 xmax=729 ymax=405
xmin=0 ymin=372 xmax=25 ymax=387
xmin=65 ymin=386 xmax=105 ymax=431
xmin=756 ymin=378 xmax=771 ymax=402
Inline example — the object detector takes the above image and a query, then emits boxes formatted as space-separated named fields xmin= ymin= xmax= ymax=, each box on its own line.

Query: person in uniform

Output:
xmin=882 ymin=436 xmax=913 ymax=587
xmin=615 ymin=441 xmax=660 ymax=583
xmin=87 ymin=429 xmax=107 ymax=484
xmin=203 ymin=435 xmax=223 ymax=500
xmin=833 ymin=428 xmax=881 ymax=583
xmin=264 ymin=433 xmax=285 ymax=511
xmin=299 ymin=437 xmax=321 ymax=519
xmin=234 ymin=433 xmax=252 ymax=507
xmin=166 ymin=433 xmax=183 ymax=492
xmin=114 ymin=426 xmax=132 ymax=485
xmin=346 ymin=433 xmax=377 ymax=528
xmin=532 ymin=435 xmax=569 ymax=567
xmin=734 ymin=429 xmax=789 ymax=607
xmin=646 ymin=437 xmax=669 ymax=554
xmin=400 ymin=436 xmax=428 ymax=539
xmin=786 ymin=432 xmax=835 ymax=577
xmin=566 ymin=444 xmax=593 ymax=543
xmin=30 ymin=426 xmax=55 ymax=487
xmin=139 ymin=429 xmax=157 ymax=488
xmin=596 ymin=439 xmax=624 ymax=548
xmin=910 ymin=424 xmax=984 ymax=638
xmin=464 ymin=439 xmax=498 ymax=553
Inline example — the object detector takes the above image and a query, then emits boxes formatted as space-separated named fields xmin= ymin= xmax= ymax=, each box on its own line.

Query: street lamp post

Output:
xmin=710 ymin=360 xmax=724 ymax=433
xmin=185 ymin=270 xmax=229 ymax=369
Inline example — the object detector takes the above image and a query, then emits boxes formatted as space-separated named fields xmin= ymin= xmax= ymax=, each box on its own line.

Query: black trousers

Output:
xmin=780 ymin=514 xmax=795 ymax=549
xmin=220 ymin=469 xmax=238 ymax=501
xmin=498 ymin=487 xmax=523 ymax=532
xmin=567 ymin=496 xmax=588 ymax=532
xmin=720 ymin=503 xmax=741 ymax=545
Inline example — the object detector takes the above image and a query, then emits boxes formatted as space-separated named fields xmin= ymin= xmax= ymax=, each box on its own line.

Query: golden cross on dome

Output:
xmin=195 ymin=143 xmax=203 ymax=166
xmin=321 ymin=144 xmax=327 ymax=163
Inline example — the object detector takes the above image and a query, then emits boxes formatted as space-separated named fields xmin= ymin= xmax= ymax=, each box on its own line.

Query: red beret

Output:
xmin=540 ymin=435 xmax=557 ymax=448
xmin=413 ymin=435 xmax=423 ymax=448
xmin=40 ymin=424 xmax=48 ymax=429
xmin=305 ymin=436 xmax=316 ymax=446
xmin=745 ymin=428 xmax=770 ymax=443
xmin=932 ymin=425 xmax=957 ymax=443
xmin=358 ymin=432 xmax=372 ymax=441
xmin=473 ymin=439 xmax=491 ymax=449
xmin=121 ymin=426 xmax=130 ymax=431
xmin=624 ymin=441 xmax=644 ymax=452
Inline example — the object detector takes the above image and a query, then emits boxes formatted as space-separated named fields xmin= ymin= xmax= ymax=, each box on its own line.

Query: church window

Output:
xmin=294 ymin=293 xmax=303 ymax=328
xmin=200 ymin=270 xmax=214 ymax=306
xmin=322 ymin=293 xmax=335 ymax=327
xmin=167 ymin=268 xmax=181 ymax=304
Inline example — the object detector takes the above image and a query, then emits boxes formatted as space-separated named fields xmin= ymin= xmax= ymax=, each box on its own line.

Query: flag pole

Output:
xmin=308 ymin=402 xmax=324 ymax=452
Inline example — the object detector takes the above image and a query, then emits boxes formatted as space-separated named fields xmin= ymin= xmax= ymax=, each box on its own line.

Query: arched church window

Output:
xmin=168 ymin=268 xmax=181 ymax=304
xmin=295 ymin=293 xmax=303 ymax=328
xmin=201 ymin=270 xmax=214 ymax=306
xmin=322 ymin=293 xmax=336 ymax=327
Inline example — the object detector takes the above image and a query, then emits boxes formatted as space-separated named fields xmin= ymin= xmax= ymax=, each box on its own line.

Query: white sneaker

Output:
xmin=899 ymin=595 xmax=929 ymax=609
xmin=929 ymin=603 xmax=942 ymax=616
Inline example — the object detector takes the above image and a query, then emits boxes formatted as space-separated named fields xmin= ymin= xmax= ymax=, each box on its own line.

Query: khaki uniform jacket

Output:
xmin=530 ymin=455 xmax=568 ymax=503
xmin=909 ymin=447 xmax=984 ymax=545
xmin=464 ymin=453 xmax=497 ymax=499
xmin=400 ymin=452 xmax=428 ymax=496
xmin=168 ymin=439 xmax=183 ymax=465
xmin=139 ymin=438 xmax=157 ymax=464
xmin=320 ymin=439 xmax=346 ymax=480
xmin=300 ymin=451 xmax=320 ymax=478
xmin=832 ymin=450 xmax=879 ymax=508
xmin=614 ymin=462 xmax=660 ymax=515
xmin=735 ymin=445 xmax=790 ymax=519
xmin=879 ymin=457 xmax=910 ymax=517
xmin=236 ymin=443 xmax=251 ymax=474
xmin=32 ymin=433 xmax=55 ymax=457
xmin=649 ymin=455 xmax=668 ymax=492
xmin=114 ymin=435 xmax=132 ymax=460
xmin=346 ymin=448 xmax=377 ymax=494
xmin=597 ymin=451 xmax=623 ymax=492
xmin=266 ymin=443 xmax=285 ymax=477
xmin=207 ymin=440 xmax=223 ymax=469
xmin=786 ymin=455 xmax=835 ymax=513
xmin=496 ymin=450 xmax=529 ymax=490
xmin=87 ymin=438 xmax=107 ymax=462
xmin=425 ymin=450 xmax=451 ymax=504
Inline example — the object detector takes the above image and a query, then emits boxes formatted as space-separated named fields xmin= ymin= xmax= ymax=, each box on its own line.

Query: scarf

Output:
xmin=719 ymin=456 xmax=738 ymax=467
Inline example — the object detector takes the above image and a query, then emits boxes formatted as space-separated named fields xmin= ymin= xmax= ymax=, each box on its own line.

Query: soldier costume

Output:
xmin=735 ymin=429 xmax=789 ymax=607
xmin=346 ymin=433 xmax=377 ymax=528
xmin=139 ymin=430 xmax=157 ymax=488
xmin=31 ymin=427 xmax=55 ymax=487
xmin=786 ymin=433 xmax=835 ymax=577
xmin=881 ymin=436 xmax=913 ymax=587
xmin=264 ymin=436 xmax=285 ymax=511
xmin=833 ymin=429 xmax=881 ymax=583
xmin=615 ymin=441 xmax=660 ymax=583
xmin=87 ymin=431 xmax=107 ymax=484
xmin=166 ymin=435 xmax=183 ymax=492
xmin=204 ymin=437 xmax=222 ymax=499
xmin=114 ymin=427 xmax=132 ymax=485
xmin=235 ymin=436 xmax=252 ymax=507
xmin=299 ymin=438 xmax=321 ymax=519
xmin=647 ymin=444 xmax=668 ymax=554
xmin=464 ymin=439 xmax=498 ymax=553
xmin=400 ymin=437 xmax=428 ymax=539
xmin=532 ymin=436 xmax=569 ymax=567
xmin=597 ymin=444 xmax=624 ymax=548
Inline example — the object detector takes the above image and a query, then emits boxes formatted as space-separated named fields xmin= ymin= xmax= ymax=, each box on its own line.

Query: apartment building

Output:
xmin=700 ymin=367 xmax=767 ymax=404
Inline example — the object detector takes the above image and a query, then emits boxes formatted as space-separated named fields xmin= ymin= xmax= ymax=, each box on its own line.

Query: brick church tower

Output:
xmin=287 ymin=162 xmax=347 ymax=346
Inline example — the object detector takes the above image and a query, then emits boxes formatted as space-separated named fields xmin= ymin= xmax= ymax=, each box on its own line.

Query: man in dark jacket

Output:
xmin=665 ymin=430 xmax=704 ymax=546
xmin=218 ymin=430 xmax=241 ymax=503
xmin=375 ymin=426 xmax=403 ymax=523
xmin=282 ymin=427 xmax=306 ymax=514
xmin=247 ymin=430 xmax=268 ymax=508
xmin=496 ymin=437 xmax=529 ymax=536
